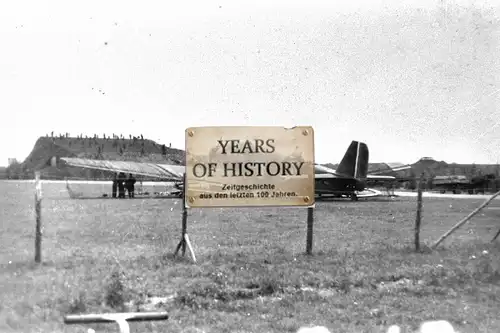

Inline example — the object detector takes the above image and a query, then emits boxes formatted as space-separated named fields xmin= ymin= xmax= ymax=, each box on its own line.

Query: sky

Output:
xmin=1 ymin=0 xmax=499 ymax=166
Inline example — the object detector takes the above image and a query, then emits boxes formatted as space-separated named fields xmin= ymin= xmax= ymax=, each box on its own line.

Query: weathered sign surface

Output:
xmin=185 ymin=126 xmax=315 ymax=208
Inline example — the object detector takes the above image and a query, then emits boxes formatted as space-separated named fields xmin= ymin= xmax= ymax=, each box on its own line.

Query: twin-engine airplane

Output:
xmin=58 ymin=141 xmax=407 ymax=201
xmin=312 ymin=141 xmax=410 ymax=200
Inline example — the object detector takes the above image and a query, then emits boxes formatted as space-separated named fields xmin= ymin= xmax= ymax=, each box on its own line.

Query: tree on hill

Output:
xmin=405 ymin=169 xmax=417 ymax=190
xmin=470 ymin=163 xmax=477 ymax=178
xmin=5 ymin=159 xmax=26 ymax=179
xmin=426 ymin=177 xmax=433 ymax=190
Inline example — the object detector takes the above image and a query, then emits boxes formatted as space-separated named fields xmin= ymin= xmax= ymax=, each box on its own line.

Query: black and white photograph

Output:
xmin=1 ymin=0 xmax=499 ymax=332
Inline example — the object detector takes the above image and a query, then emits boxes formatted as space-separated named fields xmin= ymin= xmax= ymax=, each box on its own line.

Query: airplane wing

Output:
xmin=59 ymin=157 xmax=185 ymax=181
xmin=368 ymin=164 xmax=412 ymax=175
xmin=315 ymin=164 xmax=400 ymax=181
xmin=355 ymin=188 xmax=383 ymax=198
xmin=366 ymin=174 xmax=396 ymax=180
xmin=314 ymin=164 xmax=345 ymax=178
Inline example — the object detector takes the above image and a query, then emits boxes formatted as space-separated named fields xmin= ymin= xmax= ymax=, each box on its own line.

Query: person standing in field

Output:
xmin=126 ymin=174 xmax=136 ymax=198
xmin=117 ymin=172 xmax=126 ymax=198
xmin=112 ymin=173 xmax=118 ymax=198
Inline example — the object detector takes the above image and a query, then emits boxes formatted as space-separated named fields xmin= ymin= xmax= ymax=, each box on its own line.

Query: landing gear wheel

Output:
xmin=350 ymin=193 xmax=358 ymax=201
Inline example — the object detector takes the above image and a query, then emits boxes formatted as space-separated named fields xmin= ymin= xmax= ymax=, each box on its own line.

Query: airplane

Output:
xmin=56 ymin=141 xmax=402 ymax=201
xmin=313 ymin=141 xmax=409 ymax=200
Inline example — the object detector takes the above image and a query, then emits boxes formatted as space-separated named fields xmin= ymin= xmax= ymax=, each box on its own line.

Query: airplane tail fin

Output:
xmin=336 ymin=141 xmax=369 ymax=179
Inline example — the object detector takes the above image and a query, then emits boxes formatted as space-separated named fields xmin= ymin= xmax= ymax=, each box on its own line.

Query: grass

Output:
xmin=1 ymin=181 xmax=500 ymax=333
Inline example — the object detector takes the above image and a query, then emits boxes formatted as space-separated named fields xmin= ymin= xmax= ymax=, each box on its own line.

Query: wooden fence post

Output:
xmin=415 ymin=174 xmax=424 ymax=252
xmin=306 ymin=206 xmax=314 ymax=255
xmin=64 ymin=312 xmax=168 ymax=333
xmin=492 ymin=228 xmax=500 ymax=242
xmin=173 ymin=173 xmax=196 ymax=263
xmin=35 ymin=171 xmax=42 ymax=263
xmin=432 ymin=189 xmax=500 ymax=249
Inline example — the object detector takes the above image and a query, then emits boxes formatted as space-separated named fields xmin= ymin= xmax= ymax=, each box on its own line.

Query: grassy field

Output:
xmin=1 ymin=181 xmax=499 ymax=333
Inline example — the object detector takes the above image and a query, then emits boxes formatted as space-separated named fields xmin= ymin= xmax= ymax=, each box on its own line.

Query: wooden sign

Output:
xmin=185 ymin=126 xmax=315 ymax=208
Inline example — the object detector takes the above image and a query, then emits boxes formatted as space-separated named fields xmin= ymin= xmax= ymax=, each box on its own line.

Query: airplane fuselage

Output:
xmin=314 ymin=176 xmax=365 ymax=197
